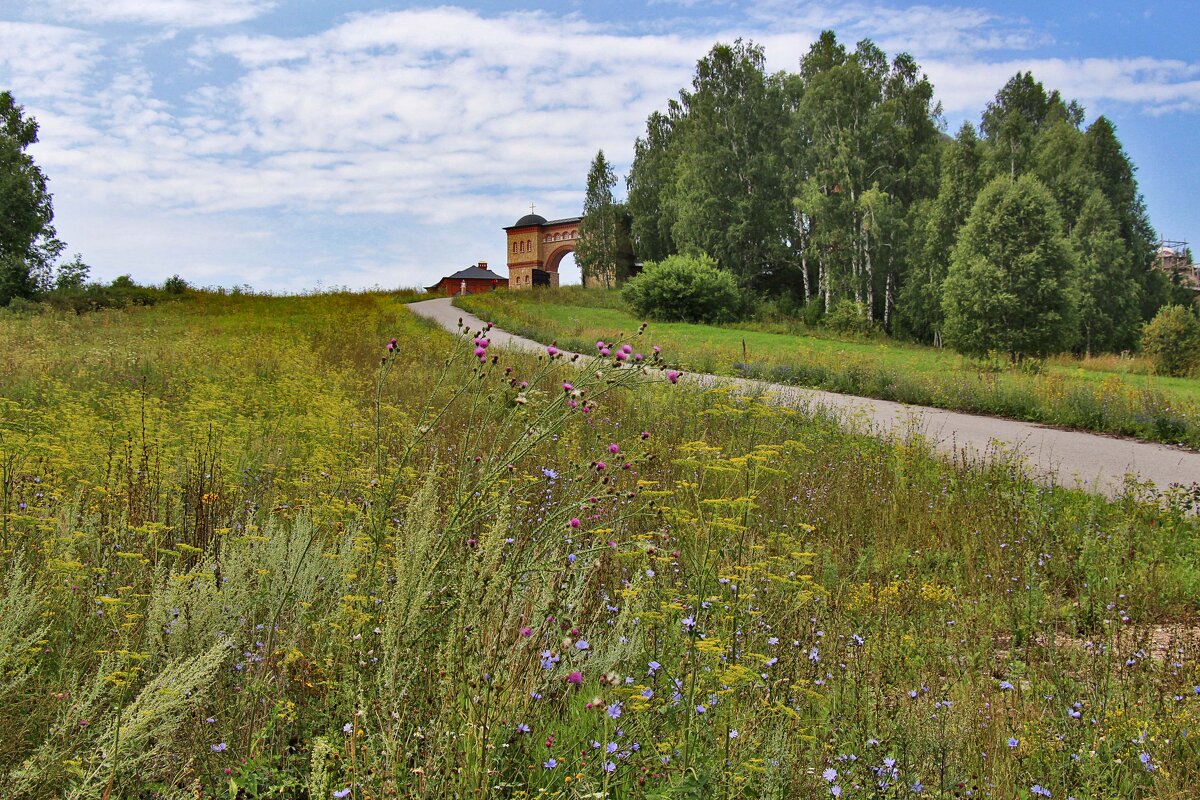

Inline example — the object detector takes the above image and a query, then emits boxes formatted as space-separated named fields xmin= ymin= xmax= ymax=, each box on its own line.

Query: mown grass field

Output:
xmin=456 ymin=287 xmax=1200 ymax=449
xmin=1 ymin=291 xmax=1198 ymax=799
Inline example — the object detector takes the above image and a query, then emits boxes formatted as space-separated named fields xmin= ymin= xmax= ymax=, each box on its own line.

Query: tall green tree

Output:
xmin=626 ymin=111 xmax=678 ymax=263
xmin=791 ymin=33 xmax=940 ymax=323
xmin=668 ymin=40 xmax=790 ymax=287
xmin=980 ymin=72 xmax=1070 ymax=178
xmin=0 ymin=91 xmax=62 ymax=305
xmin=898 ymin=123 xmax=987 ymax=343
xmin=576 ymin=150 xmax=632 ymax=287
xmin=943 ymin=175 xmax=1078 ymax=362
xmin=1083 ymin=116 xmax=1164 ymax=320
xmin=1031 ymin=117 xmax=1094 ymax=231
xmin=1071 ymin=190 xmax=1142 ymax=354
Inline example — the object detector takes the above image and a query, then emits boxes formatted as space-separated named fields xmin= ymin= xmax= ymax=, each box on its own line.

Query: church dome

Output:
xmin=514 ymin=213 xmax=547 ymax=227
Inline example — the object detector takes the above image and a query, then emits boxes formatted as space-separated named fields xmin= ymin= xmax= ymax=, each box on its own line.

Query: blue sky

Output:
xmin=2 ymin=0 xmax=1198 ymax=291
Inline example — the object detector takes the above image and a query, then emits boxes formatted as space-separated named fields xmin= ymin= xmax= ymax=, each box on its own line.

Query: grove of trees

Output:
xmin=618 ymin=32 xmax=1191 ymax=361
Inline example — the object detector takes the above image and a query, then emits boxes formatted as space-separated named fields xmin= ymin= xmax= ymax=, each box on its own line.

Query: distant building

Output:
xmin=425 ymin=262 xmax=507 ymax=296
xmin=1155 ymin=240 xmax=1199 ymax=291
xmin=505 ymin=211 xmax=584 ymax=290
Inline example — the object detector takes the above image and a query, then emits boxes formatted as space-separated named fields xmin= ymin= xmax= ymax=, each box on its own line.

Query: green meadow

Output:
xmin=1 ymin=292 xmax=1198 ymax=799
xmin=457 ymin=287 xmax=1200 ymax=448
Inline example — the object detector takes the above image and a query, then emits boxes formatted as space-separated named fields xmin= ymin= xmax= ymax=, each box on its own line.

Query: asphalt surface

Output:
xmin=409 ymin=296 xmax=1200 ymax=499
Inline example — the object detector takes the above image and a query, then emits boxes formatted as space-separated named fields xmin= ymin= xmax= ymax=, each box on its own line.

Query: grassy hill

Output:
xmin=457 ymin=287 xmax=1200 ymax=449
xmin=0 ymin=291 xmax=1197 ymax=798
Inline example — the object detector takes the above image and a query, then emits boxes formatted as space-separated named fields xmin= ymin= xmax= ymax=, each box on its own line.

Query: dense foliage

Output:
xmin=1141 ymin=305 xmax=1200 ymax=377
xmin=624 ymin=34 xmax=1184 ymax=357
xmin=3 ymin=292 xmax=1199 ymax=799
xmin=622 ymin=254 xmax=743 ymax=324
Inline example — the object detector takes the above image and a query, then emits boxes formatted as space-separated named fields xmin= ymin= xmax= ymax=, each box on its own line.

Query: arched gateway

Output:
xmin=504 ymin=211 xmax=583 ymax=290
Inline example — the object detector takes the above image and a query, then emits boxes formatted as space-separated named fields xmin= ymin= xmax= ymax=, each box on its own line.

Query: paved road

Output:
xmin=409 ymin=296 xmax=1200 ymax=499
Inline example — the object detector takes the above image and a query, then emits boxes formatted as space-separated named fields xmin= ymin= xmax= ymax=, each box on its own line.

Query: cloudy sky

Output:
xmin=3 ymin=1 xmax=1198 ymax=291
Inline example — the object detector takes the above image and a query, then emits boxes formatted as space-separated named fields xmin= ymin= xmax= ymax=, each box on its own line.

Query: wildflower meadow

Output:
xmin=1 ymin=291 xmax=1198 ymax=799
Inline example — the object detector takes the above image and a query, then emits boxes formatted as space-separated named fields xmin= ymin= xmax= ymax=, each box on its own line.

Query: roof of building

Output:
xmin=443 ymin=264 xmax=506 ymax=281
xmin=543 ymin=216 xmax=583 ymax=226
xmin=513 ymin=213 xmax=547 ymax=227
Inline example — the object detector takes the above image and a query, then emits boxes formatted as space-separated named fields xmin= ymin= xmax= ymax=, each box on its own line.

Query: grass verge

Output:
xmin=456 ymin=288 xmax=1200 ymax=450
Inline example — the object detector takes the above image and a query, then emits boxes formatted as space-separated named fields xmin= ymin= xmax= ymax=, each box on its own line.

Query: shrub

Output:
xmin=824 ymin=298 xmax=877 ymax=336
xmin=164 ymin=274 xmax=189 ymax=294
xmin=622 ymin=254 xmax=742 ymax=324
xmin=1141 ymin=304 xmax=1200 ymax=377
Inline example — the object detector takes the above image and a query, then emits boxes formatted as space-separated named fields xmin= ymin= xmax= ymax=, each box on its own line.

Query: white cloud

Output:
xmin=927 ymin=56 xmax=1200 ymax=116
xmin=0 ymin=22 xmax=102 ymax=99
xmin=42 ymin=0 xmax=275 ymax=27
xmin=747 ymin=1 xmax=1049 ymax=58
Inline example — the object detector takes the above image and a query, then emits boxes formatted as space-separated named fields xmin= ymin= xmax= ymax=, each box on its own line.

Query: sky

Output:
xmin=2 ymin=0 xmax=1198 ymax=292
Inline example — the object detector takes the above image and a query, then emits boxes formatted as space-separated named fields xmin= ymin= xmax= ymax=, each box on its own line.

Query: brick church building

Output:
xmin=425 ymin=262 xmax=507 ymax=296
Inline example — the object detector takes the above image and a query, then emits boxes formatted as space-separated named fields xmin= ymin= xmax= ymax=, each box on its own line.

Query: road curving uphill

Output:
xmin=409 ymin=296 xmax=1200 ymax=500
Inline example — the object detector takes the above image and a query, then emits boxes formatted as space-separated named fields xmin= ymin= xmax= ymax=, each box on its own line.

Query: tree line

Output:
xmin=579 ymin=32 xmax=1194 ymax=361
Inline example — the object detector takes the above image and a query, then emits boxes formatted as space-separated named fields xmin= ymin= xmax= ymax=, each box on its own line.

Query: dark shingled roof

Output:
xmin=543 ymin=216 xmax=583 ymax=226
xmin=443 ymin=265 xmax=505 ymax=281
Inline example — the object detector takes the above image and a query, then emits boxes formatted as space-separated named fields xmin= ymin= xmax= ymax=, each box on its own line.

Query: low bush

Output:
xmin=823 ymin=298 xmax=878 ymax=337
xmin=622 ymin=254 xmax=742 ymax=324
xmin=1141 ymin=304 xmax=1200 ymax=377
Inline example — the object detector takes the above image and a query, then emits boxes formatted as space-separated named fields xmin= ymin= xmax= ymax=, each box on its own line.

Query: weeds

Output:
xmin=0 ymin=291 xmax=1197 ymax=798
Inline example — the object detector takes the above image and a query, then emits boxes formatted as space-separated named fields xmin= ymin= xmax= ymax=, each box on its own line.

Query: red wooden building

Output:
xmin=425 ymin=262 xmax=508 ymax=296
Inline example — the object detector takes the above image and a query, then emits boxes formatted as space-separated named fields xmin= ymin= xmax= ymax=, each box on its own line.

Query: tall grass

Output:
xmin=0 ymin=291 xmax=1197 ymax=798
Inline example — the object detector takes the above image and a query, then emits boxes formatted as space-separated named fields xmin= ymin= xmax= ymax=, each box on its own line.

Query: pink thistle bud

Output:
xmin=652 ymin=345 xmax=661 ymax=354
xmin=562 ymin=382 xmax=574 ymax=392
xmin=608 ymin=443 xmax=619 ymax=454
xmin=615 ymin=352 xmax=627 ymax=361
xmin=547 ymin=345 xmax=559 ymax=357
xmin=474 ymin=347 xmax=487 ymax=357
xmin=596 ymin=340 xmax=606 ymax=350
xmin=600 ymin=347 xmax=611 ymax=357
xmin=641 ymin=431 xmax=650 ymax=439
xmin=569 ymin=518 xmax=581 ymax=528
xmin=666 ymin=370 xmax=680 ymax=384
xmin=634 ymin=353 xmax=644 ymax=361
xmin=566 ymin=671 xmax=583 ymax=685
xmin=620 ymin=344 xmax=632 ymax=354
xmin=595 ymin=461 xmax=606 ymax=471
xmin=520 ymin=626 xmax=533 ymax=637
